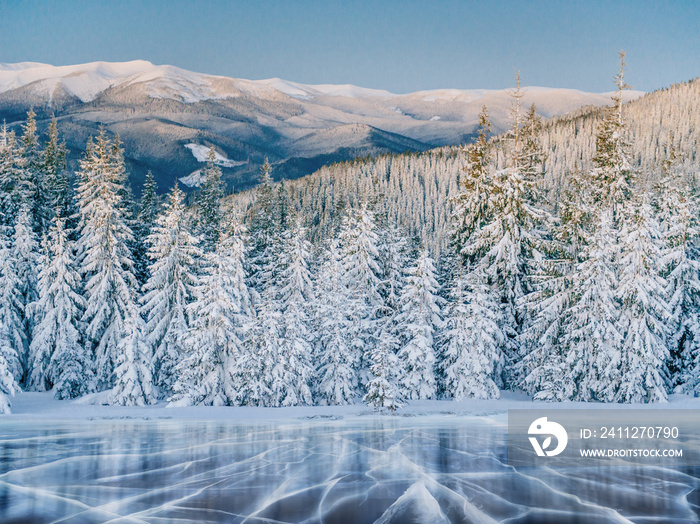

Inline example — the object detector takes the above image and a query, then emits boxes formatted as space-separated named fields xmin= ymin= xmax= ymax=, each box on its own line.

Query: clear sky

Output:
xmin=1 ymin=0 xmax=698 ymax=93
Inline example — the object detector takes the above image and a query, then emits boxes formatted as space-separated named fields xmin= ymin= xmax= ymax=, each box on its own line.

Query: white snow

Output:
xmin=179 ymin=170 xmax=204 ymax=187
xmin=6 ymin=390 xmax=700 ymax=422
xmin=257 ymin=78 xmax=394 ymax=99
xmin=184 ymin=144 xmax=246 ymax=168
xmin=0 ymin=60 xmax=646 ymax=111
xmin=0 ymin=60 xmax=155 ymax=102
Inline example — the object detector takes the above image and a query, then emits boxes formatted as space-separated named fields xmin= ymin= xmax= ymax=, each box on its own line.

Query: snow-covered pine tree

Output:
xmin=511 ymin=101 xmax=570 ymax=396
xmin=364 ymin=317 xmax=401 ymax=410
xmin=247 ymin=159 xmax=282 ymax=297
xmin=76 ymin=131 xmax=140 ymax=390
xmin=19 ymin=109 xmax=47 ymax=233
xmin=458 ymin=89 xmax=548 ymax=379
xmin=133 ymin=171 xmax=159 ymax=285
xmin=519 ymin=103 xmax=547 ymax=187
xmin=0 ymin=320 xmax=19 ymax=414
xmin=313 ymin=238 xmax=358 ymax=405
xmin=0 ymin=124 xmax=26 ymax=228
xmin=615 ymin=194 xmax=671 ymax=403
xmin=275 ymin=217 xmax=314 ymax=406
xmin=451 ymin=106 xmax=492 ymax=259
xmin=376 ymin=218 xmax=410 ymax=315
xmin=12 ymin=204 xmax=40 ymax=375
xmin=142 ymin=184 xmax=200 ymax=394
xmin=170 ymin=205 xmax=252 ymax=406
xmin=515 ymin=252 xmax=573 ymax=400
xmin=42 ymin=118 xmax=72 ymax=224
xmin=111 ymin=312 xmax=155 ymax=406
xmin=590 ymin=52 xmax=634 ymax=225
xmin=195 ymin=148 xmax=224 ymax=251
xmin=0 ymin=232 xmax=24 ymax=389
xmin=657 ymin=167 xmax=700 ymax=395
xmin=236 ymin=293 xmax=282 ymax=407
xmin=396 ymin=249 xmax=442 ymax=399
xmin=339 ymin=204 xmax=383 ymax=388
xmin=439 ymin=268 xmax=504 ymax=399
xmin=547 ymin=84 xmax=635 ymax=401
xmin=28 ymin=215 xmax=92 ymax=397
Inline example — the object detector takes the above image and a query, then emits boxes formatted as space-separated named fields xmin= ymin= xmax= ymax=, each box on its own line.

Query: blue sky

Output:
xmin=1 ymin=0 xmax=697 ymax=93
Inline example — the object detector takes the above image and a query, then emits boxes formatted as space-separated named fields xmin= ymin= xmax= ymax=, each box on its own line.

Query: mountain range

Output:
xmin=0 ymin=60 xmax=643 ymax=192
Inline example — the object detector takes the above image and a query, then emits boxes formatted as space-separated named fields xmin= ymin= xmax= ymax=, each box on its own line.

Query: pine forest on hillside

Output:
xmin=0 ymin=53 xmax=699 ymax=412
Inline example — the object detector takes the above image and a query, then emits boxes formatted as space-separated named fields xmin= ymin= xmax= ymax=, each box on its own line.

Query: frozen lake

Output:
xmin=1 ymin=415 xmax=699 ymax=523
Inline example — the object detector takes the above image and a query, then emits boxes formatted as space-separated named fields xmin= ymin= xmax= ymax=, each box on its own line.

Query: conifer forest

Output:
xmin=1 ymin=54 xmax=699 ymax=413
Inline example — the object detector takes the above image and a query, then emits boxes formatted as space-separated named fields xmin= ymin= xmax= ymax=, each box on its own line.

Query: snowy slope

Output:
xmin=0 ymin=60 xmax=645 ymax=191
xmin=0 ymin=60 xmax=643 ymax=122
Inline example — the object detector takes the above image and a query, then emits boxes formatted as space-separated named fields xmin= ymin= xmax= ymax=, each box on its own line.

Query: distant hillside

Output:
xmin=0 ymin=60 xmax=642 ymax=194
xmin=265 ymin=78 xmax=699 ymax=253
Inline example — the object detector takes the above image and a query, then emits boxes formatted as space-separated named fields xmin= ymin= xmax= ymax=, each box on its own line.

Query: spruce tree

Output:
xmin=396 ymin=250 xmax=442 ymax=399
xmin=29 ymin=216 xmax=91 ymax=397
xmin=76 ymin=131 xmax=140 ymax=390
xmin=43 ymin=118 xmax=71 ymax=223
xmin=237 ymin=293 xmax=283 ymax=407
xmin=19 ymin=110 xmax=45 ymax=233
xmin=12 ymin=204 xmax=40 ymax=376
xmin=275 ymin=218 xmax=314 ymax=406
xmin=364 ymin=318 xmax=401 ymax=410
xmin=170 ymin=206 xmax=252 ymax=406
xmin=313 ymin=239 xmax=358 ymax=404
xmin=0 ymin=125 xmax=26 ymax=227
xmin=133 ymin=171 xmax=159 ymax=285
xmin=662 ymin=189 xmax=700 ymax=395
xmin=111 ymin=312 xmax=155 ymax=406
xmin=196 ymin=148 xmax=224 ymax=251
xmin=0 ymin=233 xmax=24 ymax=387
xmin=440 ymin=269 xmax=504 ymax=400
xmin=451 ymin=106 xmax=492 ymax=258
xmin=142 ymin=184 xmax=200 ymax=393
xmin=615 ymin=195 xmax=671 ymax=403
xmin=0 ymin=321 xmax=19 ymax=413
xmin=339 ymin=205 xmax=383 ymax=388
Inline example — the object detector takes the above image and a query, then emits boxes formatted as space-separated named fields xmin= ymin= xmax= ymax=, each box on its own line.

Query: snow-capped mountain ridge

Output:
xmin=0 ymin=60 xmax=645 ymax=192
xmin=0 ymin=60 xmax=644 ymax=105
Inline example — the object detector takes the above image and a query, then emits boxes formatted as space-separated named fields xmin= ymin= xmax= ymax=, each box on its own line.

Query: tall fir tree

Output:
xmin=557 ymin=210 xmax=623 ymax=401
xmin=440 ymin=269 xmax=504 ymax=399
xmin=313 ymin=239 xmax=358 ymax=404
xmin=19 ymin=110 xmax=46 ymax=233
xmin=396 ymin=250 xmax=442 ymax=399
xmin=29 ymin=216 xmax=92 ymax=398
xmin=247 ymin=158 xmax=283 ymax=298
xmin=142 ymin=184 xmax=200 ymax=394
xmin=591 ymin=51 xmax=634 ymax=225
xmin=170 ymin=205 xmax=252 ymax=406
xmin=658 ymin=174 xmax=700 ymax=396
xmin=0 ymin=233 xmax=24 ymax=389
xmin=196 ymin=148 xmax=224 ymax=251
xmin=133 ymin=171 xmax=160 ymax=285
xmin=111 ymin=312 xmax=155 ymax=406
xmin=275 ymin=218 xmax=315 ymax=406
xmin=451 ymin=106 xmax=492 ymax=258
xmin=13 ymin=204 xmax=41 ymax=377
xmin=42 ymin=118 xmax=72 ymax=225
xmin=364 ymin=317 xmax=401 ymax=410
xmin=76 ymin=131 xmax=140 ymax=390
xmin=339 ymin=205 xmax=383 ymax=388
xmin=615 ymin=195 xmax=671 ymax=403
xmin=0 ymin=124 xmax=26 ymax=227
xmin=237 ymin=293 xmax=283 ymax=407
